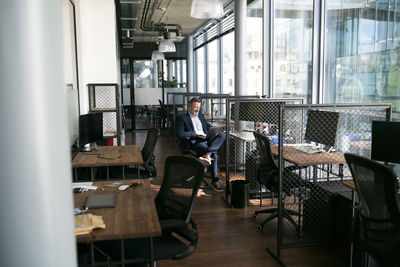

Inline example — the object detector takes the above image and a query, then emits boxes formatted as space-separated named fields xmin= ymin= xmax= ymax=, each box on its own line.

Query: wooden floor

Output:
xmin=125 ymin=129 xmax=346 ymax=267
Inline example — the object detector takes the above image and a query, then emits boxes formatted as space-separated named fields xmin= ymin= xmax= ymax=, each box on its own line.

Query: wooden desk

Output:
xmin=72 ymin=145 xmax=144 ymax=180
xmin=75 ymin=179 xmax=160 ymax=242
xmin=271 ymin=145 xmax=346 ymax=180
xmin=270 ymin=145 xmax=345 ymax=167
xmin=75 ymin=179 xmax=161 ymax=265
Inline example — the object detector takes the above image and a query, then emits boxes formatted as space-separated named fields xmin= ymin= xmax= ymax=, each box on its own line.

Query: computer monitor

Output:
xmin=79 ymin=112 xmax=103 ymax=149
xmin=371 ymin=121 xmax=400 ymax=164
xmin=304 ymin=110 xmax=340 ymax=148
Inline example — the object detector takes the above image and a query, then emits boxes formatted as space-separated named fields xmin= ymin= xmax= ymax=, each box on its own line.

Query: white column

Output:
xmin=0 ymin=1 xmax=77 ymax=267
xmin=187 ymin=35 xmax=194 ymax=92
xmin=235 ymin=0 xmax=247 ymax=96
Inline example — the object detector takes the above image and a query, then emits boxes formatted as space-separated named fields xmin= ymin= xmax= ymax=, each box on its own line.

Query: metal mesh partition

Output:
xmin=88 ymin=83 xmax=121 ymax=145
xmin=271 ymin=103 xmax=391 ymax=262
xmin=224 ymin=98 xmax=304 ymax=202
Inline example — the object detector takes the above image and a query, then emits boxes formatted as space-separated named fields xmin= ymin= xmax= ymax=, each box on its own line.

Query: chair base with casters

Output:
xmin=253 ymin=197 xmax=300 ymax=232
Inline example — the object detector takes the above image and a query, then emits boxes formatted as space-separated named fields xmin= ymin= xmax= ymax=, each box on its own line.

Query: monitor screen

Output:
xmin=304 ymin=110 xmax=339 ymax=148
xmin=371 ymin=121 xmax=400 ymax=164
xmin=79 ymin=112 xmax=103 ymax=147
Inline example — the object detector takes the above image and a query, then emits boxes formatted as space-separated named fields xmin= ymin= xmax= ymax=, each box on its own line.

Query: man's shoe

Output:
xmin=199 ymin=154 xmax=212 ymax=165
xmin=211 ymin=179 xmax=223 ymax=192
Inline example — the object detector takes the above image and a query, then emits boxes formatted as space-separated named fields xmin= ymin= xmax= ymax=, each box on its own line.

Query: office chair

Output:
xmin=345 ymin=153 xmax=400 ymax=267
xmin=96 ymin=156 xmax=205 ymax=265
xmin=252 ymin=131 xmax=305 ymax=231
xmin=114 ymin=128 xmax=159 ymax=179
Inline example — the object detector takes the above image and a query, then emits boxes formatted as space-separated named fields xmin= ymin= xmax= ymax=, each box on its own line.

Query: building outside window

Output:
xmin=323 ymin=0 xmax=400 ymax=114
xmin=273 ymin=0 xmax=313 ymax=103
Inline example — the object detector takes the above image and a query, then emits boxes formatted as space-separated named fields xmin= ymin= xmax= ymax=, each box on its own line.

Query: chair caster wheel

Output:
xmin=257 ymin=225 xmax=263 ymax=231
xmin=253 ymin=214 xmax=257 ymax=218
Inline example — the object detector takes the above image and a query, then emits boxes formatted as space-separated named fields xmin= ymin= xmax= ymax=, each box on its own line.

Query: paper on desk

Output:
xmin=72 ymin=182 xmax=98 ymax=191
xmin=74 ymin=213 xmax=106 ymax=235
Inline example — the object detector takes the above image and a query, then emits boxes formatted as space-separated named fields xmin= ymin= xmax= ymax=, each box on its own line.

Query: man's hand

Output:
xmin=196 ymin=131 xmax=206 ymax=139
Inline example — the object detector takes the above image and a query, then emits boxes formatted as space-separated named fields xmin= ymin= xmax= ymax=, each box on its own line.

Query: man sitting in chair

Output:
xmin=177 ymin=97 xmax=226 ymax=192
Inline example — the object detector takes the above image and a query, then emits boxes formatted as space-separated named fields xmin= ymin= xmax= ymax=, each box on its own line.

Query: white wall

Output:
xmin=76 ymin=0 xmax=118 ymax=113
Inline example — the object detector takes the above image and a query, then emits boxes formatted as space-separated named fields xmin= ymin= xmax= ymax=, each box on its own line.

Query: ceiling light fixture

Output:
xmin=190 ymin=0 xmax=224 ymax=19
xmin=158 ymin=39 xmax=176 ymax=53
xmin=151 ymin=50 xmax=165 ymax=61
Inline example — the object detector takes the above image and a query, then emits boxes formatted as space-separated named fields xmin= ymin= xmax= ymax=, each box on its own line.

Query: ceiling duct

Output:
xmin=140 ymin=0 xmax=183 ymax=41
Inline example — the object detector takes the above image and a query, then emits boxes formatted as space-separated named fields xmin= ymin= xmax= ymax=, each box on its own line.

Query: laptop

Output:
xmin=85 ymin=194 xmax=116 ymax=209
xmin=206 ymin=127 xmax=220 ymax=139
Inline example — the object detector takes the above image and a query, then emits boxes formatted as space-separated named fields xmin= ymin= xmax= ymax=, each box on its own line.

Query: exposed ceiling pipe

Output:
xmin=140 ymin=0 xmax=182 ymax=38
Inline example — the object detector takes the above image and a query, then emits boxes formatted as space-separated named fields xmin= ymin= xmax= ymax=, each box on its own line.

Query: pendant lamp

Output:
xmin=190 ymin=0 xmax=223 ymax=19
xmin=151 ymin=50 xmax=165 ymax=61
xmin=158 ymin=39 xmax=176 ymax=53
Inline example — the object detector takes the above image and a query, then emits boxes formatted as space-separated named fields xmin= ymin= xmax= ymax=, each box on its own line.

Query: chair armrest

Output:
xmin=160 ymin=219 xmax=198 ymax=242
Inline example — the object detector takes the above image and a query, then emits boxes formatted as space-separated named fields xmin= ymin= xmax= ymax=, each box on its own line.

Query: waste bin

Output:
xmin=231 ymin=180 xmax=249 ymax=208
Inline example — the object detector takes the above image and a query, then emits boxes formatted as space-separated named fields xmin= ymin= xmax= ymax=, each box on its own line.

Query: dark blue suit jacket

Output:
xmin=177 ymin=111 xmax=211 ymax=153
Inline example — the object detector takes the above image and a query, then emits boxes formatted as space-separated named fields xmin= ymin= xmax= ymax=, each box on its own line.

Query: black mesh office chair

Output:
xmin=95 ymin=156 xmax=205 ymax=265
xmin=253 ymin=131 xmax=304 ymax=231
xmin=120 ymin=128 xmax=159 ymax=179
xmin=345 ymin=153 xmax=400 ymax=267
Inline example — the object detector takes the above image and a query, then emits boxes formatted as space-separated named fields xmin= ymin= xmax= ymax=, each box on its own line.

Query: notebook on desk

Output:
xmin=85 ymin=194 xmax=116 ymax=209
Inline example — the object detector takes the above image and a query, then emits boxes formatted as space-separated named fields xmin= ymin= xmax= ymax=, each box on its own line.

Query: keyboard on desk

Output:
xmin=293 ymin=145 xmax=324 ymax=154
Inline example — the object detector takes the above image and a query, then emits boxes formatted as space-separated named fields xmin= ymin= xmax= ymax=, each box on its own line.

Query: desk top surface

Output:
xmin=229 ymin=130 xmax=255 ymax=142
xmin=271 ymin=145 xmax=346 ymax=166
xmin=72 ymin=145 xmax=144 ymax=168
xmin=75 ymin=179 xmax=161 ymax=242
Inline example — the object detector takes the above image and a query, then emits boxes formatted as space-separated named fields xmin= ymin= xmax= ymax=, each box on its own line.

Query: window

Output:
xmin=208 ymin=40 xmax=218 ymax=93
xmin=273 ymin=1 xmax=313 ymax=102
xmin=323 ymin=0 xmax=400 ymax=113
xmin=222 ymin=31 xmax=234 ymax=95
xmin=196 ymin=47 xmax=205 ymax=93
xmin=247 ymin=0 xmax=263 ymax=96
xmin=133 ymin=60 xmax=158 ymax=88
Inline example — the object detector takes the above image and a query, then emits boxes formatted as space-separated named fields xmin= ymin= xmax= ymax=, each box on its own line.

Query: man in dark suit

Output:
xmin=177 ymin=97 xmax=226 ymax=192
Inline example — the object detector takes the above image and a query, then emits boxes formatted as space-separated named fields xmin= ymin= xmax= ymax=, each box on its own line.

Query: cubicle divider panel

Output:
xmin=88 ymin=83 xmax=121 ymax=145
xmin=275 ymin=103 xmax=391 ymax=261
xmin=223 ymin=98 xmax=303 ymax=202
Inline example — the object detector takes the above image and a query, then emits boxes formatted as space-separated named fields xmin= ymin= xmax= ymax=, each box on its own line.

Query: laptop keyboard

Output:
xmin=294 ymin=145 xmax=324 ymax=154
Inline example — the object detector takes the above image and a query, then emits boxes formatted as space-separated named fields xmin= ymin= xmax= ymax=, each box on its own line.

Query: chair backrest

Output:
xmin=345 ymin=153 xmax=400 ymax=224
xmin=155 ymin=156 xmax=205 ymax=223
xmin=253 ymin=131 xmax=279 ymax=191
xmin=142 ymin=128 xmax=159 ymax=165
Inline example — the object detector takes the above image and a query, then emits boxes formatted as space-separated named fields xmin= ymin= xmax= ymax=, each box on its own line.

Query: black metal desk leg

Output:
xmin=137 ymin=164 xmax=140 ymax=179
xmin=150 ymin=237 xmax=155 ymax=267
xmin=122 ymin=165 xmax=125 ymax=179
